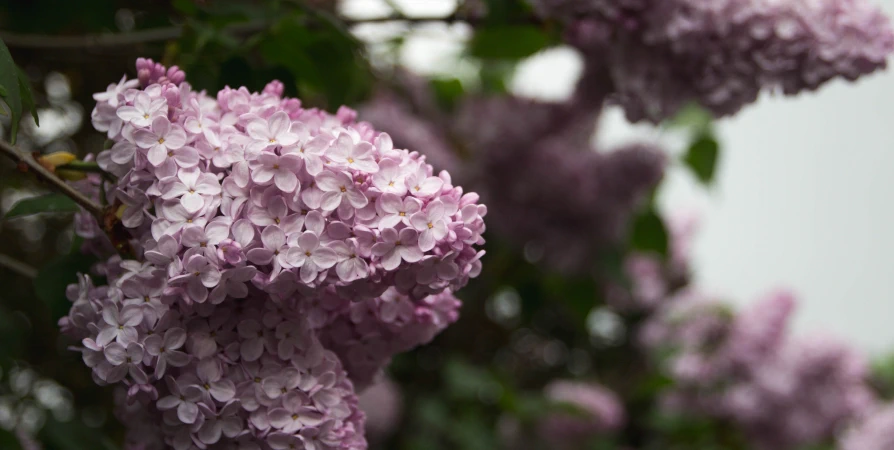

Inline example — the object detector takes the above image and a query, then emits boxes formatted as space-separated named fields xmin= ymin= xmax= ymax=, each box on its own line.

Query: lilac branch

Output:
xmin=0 ymin=253 xmax=37 ymax=279
xmin=0 ymin=139 xmax=104 ymax=218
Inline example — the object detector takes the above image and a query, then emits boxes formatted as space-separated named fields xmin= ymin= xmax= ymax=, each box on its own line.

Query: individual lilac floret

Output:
xmin=537 ymin=380 xmax=626 ymax=447
xmin=642 ymin=289 xmax=875 ymax=450
xmin=536 ymin=0 xmax=894 ymax=122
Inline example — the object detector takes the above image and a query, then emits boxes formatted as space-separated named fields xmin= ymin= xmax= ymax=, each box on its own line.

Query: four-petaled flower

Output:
xmin=315 ymin=170 xmax=368 ymax=211
xmin=372 ymin=228 xmax=424 ymax=271
xmin=268 ymin=391 xmax=325 ymax=434
xmin=133 ymin=116 xmax=189 ymax=166
xmin=144 ymin=327 xmax=190 ymax=378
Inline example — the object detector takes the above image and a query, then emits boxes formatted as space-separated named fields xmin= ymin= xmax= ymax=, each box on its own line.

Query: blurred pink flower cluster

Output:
xmin=60 ymin=58 xmax=487 ymax=450
xmin=642 ymin=290 xmax=875 ymax=449
xmin=536 ymin=0 xmax=894 ymax=122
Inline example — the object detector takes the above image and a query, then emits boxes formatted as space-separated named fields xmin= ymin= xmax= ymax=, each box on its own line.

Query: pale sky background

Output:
xmin=343 ymin=0 xmax=894 ymax=352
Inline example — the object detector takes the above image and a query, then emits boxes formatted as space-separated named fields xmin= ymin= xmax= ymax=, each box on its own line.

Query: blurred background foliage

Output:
xmin=0 ymin=1 xmax=876 ymax=449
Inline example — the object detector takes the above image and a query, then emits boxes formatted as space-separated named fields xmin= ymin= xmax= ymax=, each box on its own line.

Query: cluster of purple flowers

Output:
xmin=363 ymin=86 xmax=666 ymax=274
xmin=537 ymin=380 xmax=626 ymax=448
xmin=535 ymin=0 xmax=894 ymax=122
xmin=840 ymin=404 xmax=894 ymax=450
xmin=641 ymin=290 xmax=875 ymax=449
xmin=60 ymin=58 xmax=487 ymax=449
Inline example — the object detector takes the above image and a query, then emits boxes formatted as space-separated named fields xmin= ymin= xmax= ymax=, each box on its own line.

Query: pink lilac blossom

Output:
xmin=839 ymin=403 xmax=894 ymax=450
xmin=60 ymin=58 xmax=487 ymax=449
xmin=357 ymin=377 xmax=403 ymax=444
xmin=364 ymin=87 xmax=666 ymax=274
xmin=642 ymin=289 xmax=875 ymax=450
xmin=320 ymin=288 xmax=461 ymax=389
xmin=62 ymin=270 xmax=368 ymax=450
xmin=605 ymin=212 xmax=698 ymax=312
xmin=454 ymin=96 xmax=666 ymax=273
xmin=537 ymin=380 xmax=626 ymax=447
xmin=535 ymin=0 xmax=894 ymax=122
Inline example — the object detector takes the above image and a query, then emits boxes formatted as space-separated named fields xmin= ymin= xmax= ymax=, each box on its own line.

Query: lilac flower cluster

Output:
xmin=535 ymin=0 xmax=894 ymax=122
xmin=321 ymin=287 xmax=460 ymax=389
xmin=455 ymin=96 xmax=666 ymax=272
xmin=364 ymin=88 xmax=666 ymax=274
xmin=840 ymin=404 xmax=894 ymax=450
xmin=538 ymin=380 xmax=626 ymax=447
xmin=642 ymin=290 xmax=875 ymax=449
xmin=60 ymin=58 xmax=486 ymax=449
xmin=64 ymin=273 xmax=366 ymax=450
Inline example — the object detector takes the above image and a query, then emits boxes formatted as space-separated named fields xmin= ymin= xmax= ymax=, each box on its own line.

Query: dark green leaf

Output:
xmin=5 ymin=194 xmax=79 ymax=219
xmin=259 ymin=14 xmax=372 ymax=108
xmin=430 ymin=78 xmax=464 ymax=111
xmin=470 ymin=26 xmax=553 ymax=60
xmin=0 ymin=38 xmax=24 ymax=143
xmin=630 ymin=209 xmax=669 ymax=257
xmin=38 ymin=416 xmax=117 ymax=450
xmin=684 ymin=133 xmax=720 ymax=185
xmin=479 ymin=62 xmax=514 ymax=94
xmin=34 ymin=237 xmax=97 ymax=322
xmin=172 ymin=0 xmax=199 ymax=15
xmin=0 ymin=428 xmax=23 ymax=450
xmin=481 ymin=0 xmax=535 ymax=25
xmin=17 ymin=67 xmax=39 ymax=126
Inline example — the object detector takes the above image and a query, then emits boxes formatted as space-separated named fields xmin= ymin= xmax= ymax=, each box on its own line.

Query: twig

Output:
xmin=0 ymin=14 xmax=535 ymax=50
xmin=0 ymin=20 xmax=269 ymax=50
xmin=60 ymin=160 xmax=116 ymax=183
xmin=0 ymin=140 xmax=103 ymax=218
xmin=0 ymin=253 xmax=38 ymax=279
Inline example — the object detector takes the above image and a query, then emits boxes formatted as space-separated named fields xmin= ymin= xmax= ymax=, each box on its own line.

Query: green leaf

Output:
xmin=4 ymin=194 xmax=79 ymax=219
xmin=666 ymin=103 xmax=713 ymax=134
xmin=259 ymin=13 xmax=372 ymax=108
xmin=683 ymin=133 xmax=720 ymax=185
xmin=470 ymin=26 xmax=553 ymax=60
xmin=17 ymin=68 xmax=38 ymax=126
xmin=0 ymin=428 xmax=23 ymax=450
xmin=172 ymin=0 xmax=199 ymax=15
xmin=630 ymin=209 xmax=669 ymax=257
xmin=430 ymin=78 xmax=464 ymax=111
xmin=38 ymin=416 xmax=117 ymax=450
xmin=0 ymin=38 xmax=23 ymax=143
xmin=34 ymin=237 xmax=98 ymax=322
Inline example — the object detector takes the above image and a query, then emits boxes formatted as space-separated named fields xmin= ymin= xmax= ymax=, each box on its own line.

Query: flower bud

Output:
xmin=38 ymin=151 xmax=76 ymax=169
xmin=55 ymin=169 xmax=87 ymax=181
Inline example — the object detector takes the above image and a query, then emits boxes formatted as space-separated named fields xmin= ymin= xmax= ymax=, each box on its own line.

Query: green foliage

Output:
xmin=0 ymin=39 xmax=39 ymax=144
xmin=667 ymin=104 xmax=713 ymax=135
xmin=0 ymin=429 xmax=23 ymax=450
xmin=4 ymin=194 xmax=79 ymax=219
xmin=430 ymin=78 xmax=465 ymax=111
xmin=258 ymin=12 xmax=373 ymax=108
xmin=33 ymin=237 xmax=97 ymax=322
xmin=684 ymin=133 xmax=720 ymax=186
xmin=871 ymin=352 xmax=894 ymax=399
xmin=630 ymin=209 xmax=670 ymax=258
xmin=38 ymin=416 xmax=117 ymax=450
xmin=668 ymin=104 xmax=721 ymax=186
xmin=469 ymin=26 xmax=554 ymax=61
